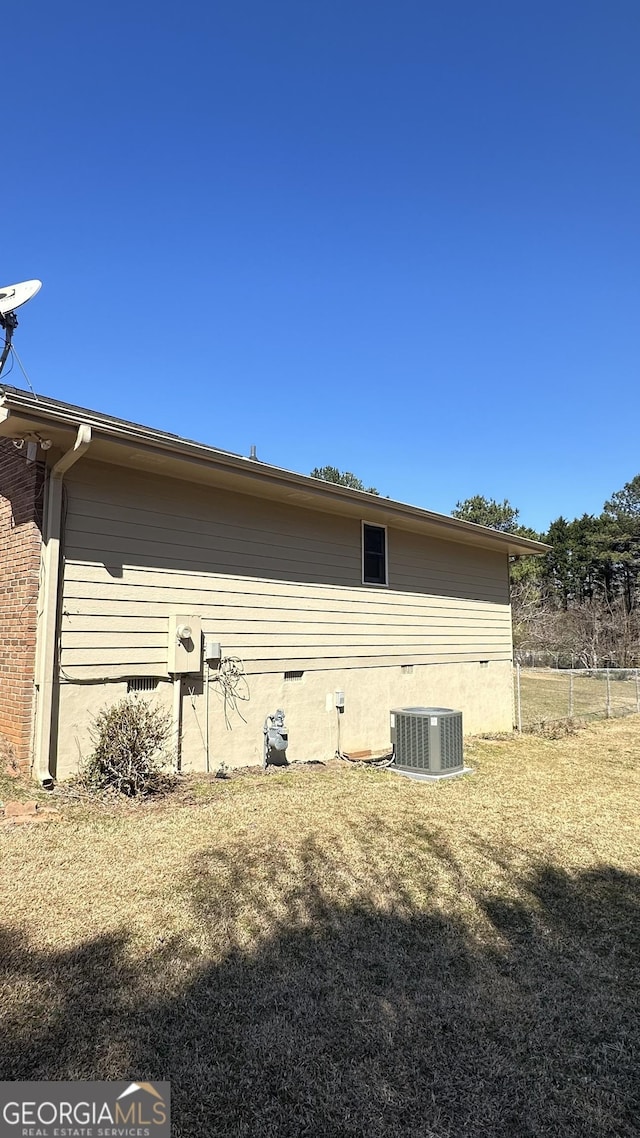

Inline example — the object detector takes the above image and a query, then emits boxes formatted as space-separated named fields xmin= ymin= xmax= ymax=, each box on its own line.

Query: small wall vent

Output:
xmin=401 ymin=664 xmax=414 ymax=674
xmin=127 ymin=677 xmax=159 ymax=694
xmin=390 ymin=707 xmax=464 ymax=778
xmin=284 ymin=670 xmax=304 ymax=683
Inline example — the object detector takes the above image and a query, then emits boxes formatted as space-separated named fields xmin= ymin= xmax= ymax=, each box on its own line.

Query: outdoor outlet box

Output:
xmin=168 ymin=614 xmax=202 ymax=674
xmin=335 ymin=690 xmax=345 ymax=709
xmin=204 ymin=639 xmax=221 ymax=663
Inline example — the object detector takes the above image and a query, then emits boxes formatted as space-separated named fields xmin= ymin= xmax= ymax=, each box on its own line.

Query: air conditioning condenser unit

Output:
xmin=390 ymin=706 xmax=469 ymax=781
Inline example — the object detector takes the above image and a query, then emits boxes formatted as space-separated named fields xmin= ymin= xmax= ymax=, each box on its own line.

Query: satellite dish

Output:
xmin=0 ymin=279 xmax=42 ymax=316
xmin=0 ymin=279 xmax=42 ymax=377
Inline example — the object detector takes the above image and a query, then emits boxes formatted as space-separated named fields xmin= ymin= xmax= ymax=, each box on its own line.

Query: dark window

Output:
xmin=363 ymin=523 xmax=387 ymax=585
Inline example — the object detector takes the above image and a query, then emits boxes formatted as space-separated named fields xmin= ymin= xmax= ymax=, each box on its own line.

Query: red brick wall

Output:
xmin=0 ymin=440 xmax=45 ymax=773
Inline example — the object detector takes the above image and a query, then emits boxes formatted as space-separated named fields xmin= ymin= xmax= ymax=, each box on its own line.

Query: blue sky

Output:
xmin=3 ymin=1 xmax=639 ymax=533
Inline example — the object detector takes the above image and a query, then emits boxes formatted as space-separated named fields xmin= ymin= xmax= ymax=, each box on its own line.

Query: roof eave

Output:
xmin=0 ymin=386 xmax=549 ymax=557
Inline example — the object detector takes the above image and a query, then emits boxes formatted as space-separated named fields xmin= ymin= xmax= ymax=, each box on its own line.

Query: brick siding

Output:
xmin=0 ymin=440 xmax=45 ymax=772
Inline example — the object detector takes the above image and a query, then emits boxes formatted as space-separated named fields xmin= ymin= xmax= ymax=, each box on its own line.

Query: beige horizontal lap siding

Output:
xmin=62 ymin=611 xmax=511 ymax=632
xmin=59 ymin=461 xmax=512 ymax=679
xmin=65 ymin=507 xmax=507 ymax=590
xmin=62 ymin=569 xmax=510 ymax=615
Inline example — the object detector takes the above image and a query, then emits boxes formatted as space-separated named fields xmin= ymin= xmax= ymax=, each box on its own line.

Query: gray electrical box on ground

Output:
xmin=263 ymin=709 xmax=288 ymax=767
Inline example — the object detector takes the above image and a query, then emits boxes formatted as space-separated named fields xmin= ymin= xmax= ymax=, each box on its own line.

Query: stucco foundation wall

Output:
xmin=0 ymin=440 xmax=44 ymax=771
xmin=55 ymin=659 xmax=514 ymax=778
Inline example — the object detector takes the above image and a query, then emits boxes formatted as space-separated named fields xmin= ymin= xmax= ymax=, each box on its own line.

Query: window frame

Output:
xmin=361 ymin=521 xmax=389 ymax=587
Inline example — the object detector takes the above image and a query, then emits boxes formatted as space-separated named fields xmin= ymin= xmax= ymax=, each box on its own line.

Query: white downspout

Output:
xmin=33 ymin=424 xmax=92 ymax=785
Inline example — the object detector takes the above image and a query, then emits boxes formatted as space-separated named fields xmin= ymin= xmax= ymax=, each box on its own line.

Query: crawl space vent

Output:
xmin=127 ymin=677 xmax=159 ymax=694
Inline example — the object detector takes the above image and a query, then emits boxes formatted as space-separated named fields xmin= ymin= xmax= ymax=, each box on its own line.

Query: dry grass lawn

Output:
xmin=1 ymin=718 xmax=639 ymax=1137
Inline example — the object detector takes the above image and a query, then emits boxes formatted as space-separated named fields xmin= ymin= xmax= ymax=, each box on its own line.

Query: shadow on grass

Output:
xmin=1 ymin=837 xmax=639 ymax=1138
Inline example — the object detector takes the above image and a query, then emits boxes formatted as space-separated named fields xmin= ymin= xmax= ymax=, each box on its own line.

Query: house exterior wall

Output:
xmin=0 ymin=440 xmax=45 ymax=772
xmin=54 ymin=460 xmax=514 ymax=777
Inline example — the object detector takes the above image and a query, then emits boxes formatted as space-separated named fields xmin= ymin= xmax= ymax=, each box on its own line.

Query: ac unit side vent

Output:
xmin=284 ymin=670 xmax=304 ymax=683
xmin=440 ymin=714 xmax=464 ymax=770
xmin=127 ymin=677 xmax=159 ymax=693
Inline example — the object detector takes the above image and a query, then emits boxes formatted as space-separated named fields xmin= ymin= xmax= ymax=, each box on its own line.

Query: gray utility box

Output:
xmin=390 ymin=707 xmax=464 ymax=777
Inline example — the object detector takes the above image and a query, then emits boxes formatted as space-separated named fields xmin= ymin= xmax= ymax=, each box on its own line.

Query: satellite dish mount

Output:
xmin=0 ymin=279 xmax=42 ymax=378
xmin=0 ymin=308 xmax=18 ymax=376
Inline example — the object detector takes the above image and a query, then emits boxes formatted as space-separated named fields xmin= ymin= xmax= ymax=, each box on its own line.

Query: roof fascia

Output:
xmin=0 ymin=388 xmax=549 ymax=557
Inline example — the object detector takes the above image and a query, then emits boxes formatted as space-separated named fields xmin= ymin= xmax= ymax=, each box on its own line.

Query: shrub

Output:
xmin=81 ymin=696 xmax=172 ymax=797
xmin=523 ymin=717 xmax=585 ymax=739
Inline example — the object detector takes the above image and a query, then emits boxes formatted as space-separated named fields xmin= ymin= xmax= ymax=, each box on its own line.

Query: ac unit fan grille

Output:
xmin=396 ymin=715 xmax=430 ymax=770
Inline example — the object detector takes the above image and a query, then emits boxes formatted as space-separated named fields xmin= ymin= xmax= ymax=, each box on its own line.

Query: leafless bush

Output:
xmin=81 ymin=696 xmax=173 ymax=797
xmin=523 ymin=718 xmax=584 ymax=739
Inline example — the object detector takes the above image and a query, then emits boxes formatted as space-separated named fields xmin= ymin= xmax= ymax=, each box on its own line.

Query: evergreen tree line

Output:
xmin=453 ymin=478 xmax=640 ymax=668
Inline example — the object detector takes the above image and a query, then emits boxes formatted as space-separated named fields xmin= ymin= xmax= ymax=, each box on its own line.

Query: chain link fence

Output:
xmin=513 ymin=666 xmax=640 ymax=731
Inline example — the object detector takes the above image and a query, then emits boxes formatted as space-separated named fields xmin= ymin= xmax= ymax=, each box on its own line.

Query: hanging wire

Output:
xmin=208 ymin=656 xmax=251 ymax=729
